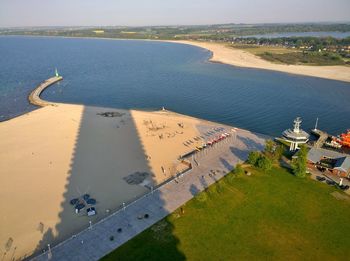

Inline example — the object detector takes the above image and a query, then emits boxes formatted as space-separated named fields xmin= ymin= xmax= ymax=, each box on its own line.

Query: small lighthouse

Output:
xmin=282 ymin=117 xmax=309 ymax=151
xmin=55 ymin=68 xmax=59 ymax=77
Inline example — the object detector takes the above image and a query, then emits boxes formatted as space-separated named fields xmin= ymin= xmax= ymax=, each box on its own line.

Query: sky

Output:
xmin=0 ymin=0 xmax=349 ymax=27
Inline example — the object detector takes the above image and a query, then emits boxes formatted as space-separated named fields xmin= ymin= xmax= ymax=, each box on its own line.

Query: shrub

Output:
xmin=256 ymin=155 xmax=272 ymax=172
xmin=247 ymin=151 xmax=261 ymax=165
xmin=196 ymin=191 xmax=208 ymax=202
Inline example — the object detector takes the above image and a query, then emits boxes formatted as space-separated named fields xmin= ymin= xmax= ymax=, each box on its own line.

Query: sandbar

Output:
xmin=169 ymin=40 xmax=350 ymax=83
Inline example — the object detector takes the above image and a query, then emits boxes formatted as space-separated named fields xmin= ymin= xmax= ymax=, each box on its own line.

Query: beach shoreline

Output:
xmin=167 ymin=40 xmax=350 ymax=83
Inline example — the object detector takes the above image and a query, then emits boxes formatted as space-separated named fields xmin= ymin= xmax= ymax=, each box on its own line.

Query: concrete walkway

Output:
xmin=32 ymin=128 xmax=266 ymax=261
xmin=28 ymin=76 xmax=63 ymax=107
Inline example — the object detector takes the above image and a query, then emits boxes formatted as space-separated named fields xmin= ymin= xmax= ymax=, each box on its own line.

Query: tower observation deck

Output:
xmin=282 ymin=117 xmax=309 ymax=151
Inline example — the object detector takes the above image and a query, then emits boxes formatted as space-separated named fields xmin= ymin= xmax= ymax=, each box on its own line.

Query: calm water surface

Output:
xmin=0 ymin=36 xmax=349 ymax=136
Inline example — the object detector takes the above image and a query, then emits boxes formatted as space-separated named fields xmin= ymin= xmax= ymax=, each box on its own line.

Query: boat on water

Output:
xmin=332 ymin=129 xmax=350 ymax=148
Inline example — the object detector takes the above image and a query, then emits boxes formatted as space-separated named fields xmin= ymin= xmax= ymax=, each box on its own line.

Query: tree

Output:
xmin=292 ymin=145 xmax=308 ymax=178
xmin=274 ymin=145 xmax=285 ymax=160
xmin=247 ymin=151 xmax=261 ymax=165
xmin=256 ymin=155 xmax=273 ymax=172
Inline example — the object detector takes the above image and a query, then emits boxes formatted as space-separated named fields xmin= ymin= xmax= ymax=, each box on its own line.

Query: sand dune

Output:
xmin=170 ymin=40 xmax=350 ymax=83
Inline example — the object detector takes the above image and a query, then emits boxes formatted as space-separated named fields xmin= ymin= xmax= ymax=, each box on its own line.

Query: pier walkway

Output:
xmin=311 ymin=129 xmax=328 ymax=148
xmin=32 ymin=129 xmax=266 ymax=261
xmin=28 ymin=76 xmax=63 ymax=106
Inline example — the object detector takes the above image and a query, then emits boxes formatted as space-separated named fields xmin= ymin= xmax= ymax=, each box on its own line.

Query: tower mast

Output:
xmin=314 ymin=118 xmax=318 ymax=131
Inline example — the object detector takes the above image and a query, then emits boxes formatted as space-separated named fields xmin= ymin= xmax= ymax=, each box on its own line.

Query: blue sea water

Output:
xmin=0 ymin=36 xmax=349 ymax=136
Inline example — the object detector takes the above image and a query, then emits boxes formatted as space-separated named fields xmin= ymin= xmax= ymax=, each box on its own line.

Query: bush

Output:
xmin=247 ymin=151 xmax=261 ymax=165
xmin=196 ymin=191 xmax=208 ymax=202
xmin=256 ymin=155 xmax=273 ymax=172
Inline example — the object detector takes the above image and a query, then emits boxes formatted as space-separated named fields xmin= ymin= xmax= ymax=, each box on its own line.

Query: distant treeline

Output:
xmin=1 ymin=23 xmax=350 ymax=40
xmin=235 ymin=36 xmax=350 ymax=49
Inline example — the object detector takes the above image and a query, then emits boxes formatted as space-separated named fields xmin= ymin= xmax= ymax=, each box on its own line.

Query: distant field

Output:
xmin=230 ymin=44 xmax=346 ymax=66
xmin=102 ymin=166 xmax=350 ymax=260
xmin=229 ymin=44 xmax=298 ymax=55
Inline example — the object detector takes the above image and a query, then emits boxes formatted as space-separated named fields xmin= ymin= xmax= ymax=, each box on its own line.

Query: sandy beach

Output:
xmin=170 ymin=40 xmax=350 ymax=83
xmin=0 ymin=101 xmax=244 ymax=260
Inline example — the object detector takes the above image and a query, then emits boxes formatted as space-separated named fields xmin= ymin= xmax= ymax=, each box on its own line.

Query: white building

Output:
xmin=282 ymin=117 xmax=309 ymax=151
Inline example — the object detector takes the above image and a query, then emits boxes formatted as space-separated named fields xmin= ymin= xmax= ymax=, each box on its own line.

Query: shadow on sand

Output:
xmin=23 ymin=106 xmax=185 ymax=260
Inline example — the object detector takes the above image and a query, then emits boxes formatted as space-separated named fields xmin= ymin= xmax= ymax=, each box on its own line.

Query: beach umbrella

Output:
xmin=70 ymin=198 xmax=79 ymax=205
xmin=83 ymin=194 xmax=90 ymax=201
xmin=75 ymin=203 xmax=85 ymax=210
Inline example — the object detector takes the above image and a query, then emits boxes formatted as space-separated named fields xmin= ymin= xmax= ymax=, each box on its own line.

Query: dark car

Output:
xmin=339 ymin=185 xmax=350 ymax=191
xmin=316 ymin=176 xmax=326 ymax=182
xmin=326 ymin=179 xmax=336 ymax=185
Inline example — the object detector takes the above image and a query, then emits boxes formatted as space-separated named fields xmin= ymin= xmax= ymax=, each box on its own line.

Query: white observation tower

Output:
xmin=282 ymin=117 xmax=309 ymax=151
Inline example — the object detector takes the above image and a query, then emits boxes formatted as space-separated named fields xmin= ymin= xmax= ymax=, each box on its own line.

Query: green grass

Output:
xmin=230 ymin=44 xmax=346 ymax=66
xmin=102 ymin=166 xmax=350 ymax=261
xmin=258 ymin=51 xmax=345 ymax=66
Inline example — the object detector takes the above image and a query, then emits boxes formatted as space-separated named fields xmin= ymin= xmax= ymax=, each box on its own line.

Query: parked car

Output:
xmin=316 ymin=176 xmax=326 ymax=182
xmin=339 ymin=185 xmax=350 ymax=191
xmin=326 ymin=179 xmax=336 ymax=186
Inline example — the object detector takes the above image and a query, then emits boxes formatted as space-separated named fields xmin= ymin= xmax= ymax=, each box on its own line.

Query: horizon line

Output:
xmin=1 ymin=21 xmax=350 ymax=29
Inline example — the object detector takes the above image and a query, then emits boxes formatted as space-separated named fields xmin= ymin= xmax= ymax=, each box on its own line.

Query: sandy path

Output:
xmin=169 ymin=40 xmax=350 ymax=83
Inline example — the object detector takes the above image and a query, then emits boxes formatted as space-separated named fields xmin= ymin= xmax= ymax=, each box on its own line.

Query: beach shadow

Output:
xmin=26 ymin=105 xmax=185 ymax=261
xmin=190 ymin=184 xmax=201 ymax=196
xmin=220 ymin=157 xmax=234 ymax=171
xmin=229 ymin=146 xmax=250 ymax=162
xmin=237 ymin=135 xmax=265 ymax=151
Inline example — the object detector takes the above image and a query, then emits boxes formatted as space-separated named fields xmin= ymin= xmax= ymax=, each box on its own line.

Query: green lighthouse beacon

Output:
xmin=55 ymin=68 xmax=59 ymax=77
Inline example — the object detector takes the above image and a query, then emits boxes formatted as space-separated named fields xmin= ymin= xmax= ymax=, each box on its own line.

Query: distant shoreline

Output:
xmin=3 ymin=34 xmax=350 ymax=82
xmin=166 ymin=40 xmax=350 ymax=83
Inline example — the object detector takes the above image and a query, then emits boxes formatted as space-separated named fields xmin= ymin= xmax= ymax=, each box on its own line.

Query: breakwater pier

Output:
xmin=28 ymin=76 xmax=63 ymax=106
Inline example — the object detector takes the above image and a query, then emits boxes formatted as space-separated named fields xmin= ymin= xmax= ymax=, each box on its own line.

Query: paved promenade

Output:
xmin=33 ymin=128 xmax=266 ymax=261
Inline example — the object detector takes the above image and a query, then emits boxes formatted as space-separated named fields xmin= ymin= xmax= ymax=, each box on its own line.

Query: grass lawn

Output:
xmin=102 ymin=166 xmax=350 ymax=261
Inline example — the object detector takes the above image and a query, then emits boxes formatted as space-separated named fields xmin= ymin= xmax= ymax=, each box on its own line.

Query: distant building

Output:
xmin=307 ymin=147 xmax=350 ymax=178
xmin=282 ymin=117 xmax=309 ymax=151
